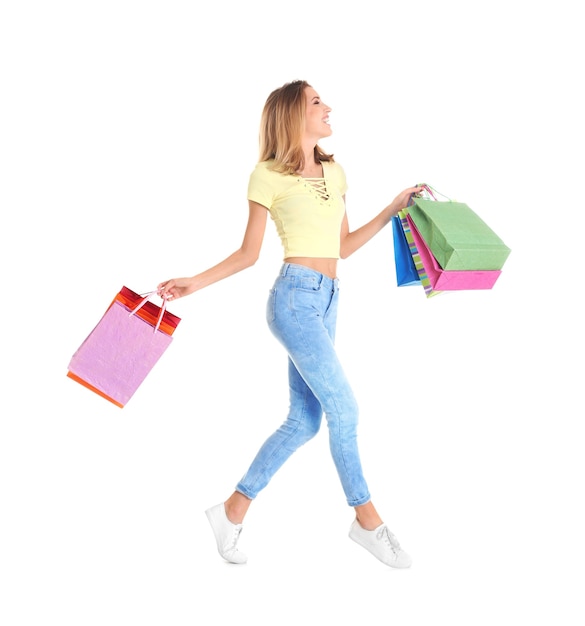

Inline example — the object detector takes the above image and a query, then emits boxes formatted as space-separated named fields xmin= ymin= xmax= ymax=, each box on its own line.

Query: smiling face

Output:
xmin=304 ymin=86 xmax=332 ymax=142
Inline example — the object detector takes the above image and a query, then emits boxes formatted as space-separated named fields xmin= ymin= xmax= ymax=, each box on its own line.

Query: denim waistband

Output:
xmin=279 ymin=263 xmax=339 ymax=289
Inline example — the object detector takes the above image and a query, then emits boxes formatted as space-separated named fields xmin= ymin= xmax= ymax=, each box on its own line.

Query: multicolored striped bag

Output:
xmin=397 ymin=210 xmax=441 ymax=299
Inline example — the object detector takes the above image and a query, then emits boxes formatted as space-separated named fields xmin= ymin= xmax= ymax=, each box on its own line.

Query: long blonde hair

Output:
xmin=258 ymin=79 xmax=334 ymax=175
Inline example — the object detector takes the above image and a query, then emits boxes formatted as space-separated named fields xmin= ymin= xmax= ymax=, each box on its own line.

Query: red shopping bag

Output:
xmin=67 ymin=287 xmax=181 ymax=408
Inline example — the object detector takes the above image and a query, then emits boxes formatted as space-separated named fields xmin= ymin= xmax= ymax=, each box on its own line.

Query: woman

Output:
xmin=158 ymin=80 xmax=421 ymax=568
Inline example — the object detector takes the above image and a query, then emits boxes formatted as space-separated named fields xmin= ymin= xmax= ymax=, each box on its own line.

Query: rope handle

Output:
xmin=414 ymin=183 xmax=452 ymax=202
xmin=129 ymin=289 xmax=166 ymax=333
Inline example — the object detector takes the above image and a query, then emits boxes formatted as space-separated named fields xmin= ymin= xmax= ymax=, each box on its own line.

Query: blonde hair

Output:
xmin=258 ymin=80 xmax=334 ymax=175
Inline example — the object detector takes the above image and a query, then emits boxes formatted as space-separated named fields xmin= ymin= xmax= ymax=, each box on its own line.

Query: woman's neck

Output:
xmin=298 ymin=146 xmax=323 ymax=178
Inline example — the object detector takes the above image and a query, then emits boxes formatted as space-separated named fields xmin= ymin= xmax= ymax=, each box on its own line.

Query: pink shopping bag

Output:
xmin=67 ymin=287 xmax=181 ymax=408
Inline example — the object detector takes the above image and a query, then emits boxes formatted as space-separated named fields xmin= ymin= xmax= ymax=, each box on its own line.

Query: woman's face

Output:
xmin=304 ymin=86 xmax=332 ymax=141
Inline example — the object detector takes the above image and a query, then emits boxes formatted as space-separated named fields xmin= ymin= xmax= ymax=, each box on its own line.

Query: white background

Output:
xmin=1 ymin=1 xmax=583 ymax=624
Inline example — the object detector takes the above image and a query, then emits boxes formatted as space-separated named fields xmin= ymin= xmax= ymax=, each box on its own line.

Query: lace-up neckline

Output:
xmin=300 ymin=177 xmax=329 ymax=202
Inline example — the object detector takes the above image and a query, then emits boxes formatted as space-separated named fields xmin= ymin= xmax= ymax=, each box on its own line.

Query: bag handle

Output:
xmin=414 ymin=183 xmax=451 ymax=202
xmin=129 ymin=290 xmax=167 ymax=333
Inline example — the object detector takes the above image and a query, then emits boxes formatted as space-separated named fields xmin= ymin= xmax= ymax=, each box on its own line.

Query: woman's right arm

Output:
xmin=157 ymin=200 xmax=268 ymax=301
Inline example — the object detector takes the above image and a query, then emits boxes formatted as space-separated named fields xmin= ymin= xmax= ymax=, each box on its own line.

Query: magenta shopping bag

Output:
xmin=67 ymin=287 xmax=181 ymax=407
xmin=406 ymin=216 xmax=502 ymax=291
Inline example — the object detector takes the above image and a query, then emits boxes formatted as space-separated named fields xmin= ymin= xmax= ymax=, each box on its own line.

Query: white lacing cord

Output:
xmin=303 ymin=177 xmax=330 ymax=201
xmin=230 ymin=525 xmax=243 ymax=549
xmin=376 ymin=526 xmax=401 ymax=553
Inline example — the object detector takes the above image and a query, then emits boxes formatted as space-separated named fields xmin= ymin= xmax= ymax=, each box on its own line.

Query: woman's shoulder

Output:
xmin=322 ymin=159 xmax=347 ymax=178
xmin=248 ymin=159 xmax=292 ymax=204
xmin=250 ymin=159 xmax=297 ymax=187
xmin=251 ymin=159 xmax=275 ymax=174
xmin=250 ymin=159 xmax=280 ymax=181
xmin=252 ymin=159 xmax=271 ymax=170
xmin=323 ymin=160 xmax=347 ymax=191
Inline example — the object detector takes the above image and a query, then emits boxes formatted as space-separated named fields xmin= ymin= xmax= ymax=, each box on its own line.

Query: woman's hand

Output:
xmin=386 ymin=185 xmax=424 ymax=218
xmin=157 ymin=277 xmax=196 ymax=301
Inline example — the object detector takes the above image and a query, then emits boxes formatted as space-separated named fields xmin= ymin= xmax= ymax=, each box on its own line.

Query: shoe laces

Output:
xmin=376 ymin=526 xmax=401 ymax=554
xmin=228 ymin=524 xmax=243 ymax=551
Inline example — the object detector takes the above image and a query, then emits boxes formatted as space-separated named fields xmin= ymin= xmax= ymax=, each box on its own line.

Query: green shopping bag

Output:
xmin=406 ymin=187 xmax=511 ymax=271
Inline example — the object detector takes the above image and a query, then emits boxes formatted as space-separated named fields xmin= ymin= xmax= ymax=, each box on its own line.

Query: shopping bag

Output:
xmin=406 ymin=215 xmax=502 ymax=291
xmin=392 ymin=214 xmax=420 ymax=286
xmin=398 ymin=210 xmax=441 ymax=298
xmin=406 ymin=188 xmax=511 ymax=270
xmin=67 ymin=286 xmax=181 ymax=408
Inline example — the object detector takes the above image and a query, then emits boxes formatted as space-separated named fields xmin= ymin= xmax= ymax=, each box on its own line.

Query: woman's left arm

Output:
xmin=339 ymin=185 xmax=423 ymax=259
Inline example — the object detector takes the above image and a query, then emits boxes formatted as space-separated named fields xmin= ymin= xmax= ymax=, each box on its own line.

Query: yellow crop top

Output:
xmin=247 ymin=159 xmax=347 ymax=259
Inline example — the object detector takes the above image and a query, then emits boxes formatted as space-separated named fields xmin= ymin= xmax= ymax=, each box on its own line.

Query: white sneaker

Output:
xmin=205 ymin=503 xmax=248 ymax=564
xmin=349 ymin=520 xmax=412 ymax=569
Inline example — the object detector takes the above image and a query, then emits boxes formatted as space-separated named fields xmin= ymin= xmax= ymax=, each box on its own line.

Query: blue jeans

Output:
xmin=235 ymin=263 xmax=371 ymax=507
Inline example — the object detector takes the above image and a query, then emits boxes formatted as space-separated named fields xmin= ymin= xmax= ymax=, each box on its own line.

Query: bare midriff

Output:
xmin=284 ymin=257 xmax=338 ymax=280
